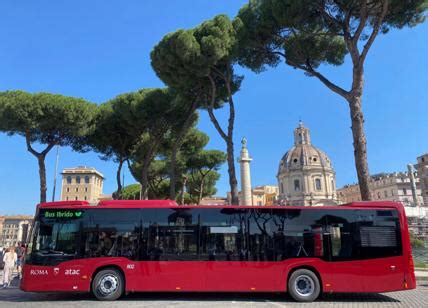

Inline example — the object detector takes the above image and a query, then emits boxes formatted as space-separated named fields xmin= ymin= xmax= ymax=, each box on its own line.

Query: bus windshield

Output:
xmin=27 ymin=209 xmax=83 ymax=265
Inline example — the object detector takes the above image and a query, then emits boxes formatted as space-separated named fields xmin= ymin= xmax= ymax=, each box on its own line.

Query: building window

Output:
xmin=85 ymin=176 xmax=90 ymax=183
xmin=294 ymin=179 xmax=300 ymax=191
xmin=66 ymin=197 xmax=69 ymax=201
xmin=384 ymin=190 xmax=388 ymax=198
xmin=66 ymin=187 xmax=69 ymax=193
xmin=257 ymin=201 xmax=262 ymax=206
xmin=75 ymin=187 xmax=78 ymax=192
xmin=67 ymin=176 xmax=72 ymax=184
xmin=76 ymin=176 xmax=81 ymax=184
xmin=377 ymin=192 xmax=381 ymax=199
xmin=315 ymin=178 xmax=322 ymax=191
xmin=403 ymin=188 xmax=407 ymax=195
xmin=85 ymin=187 xmax=88 ymax=192
xmin=391 ymin=189 xmax=394 ymax=196
xmin=84 ymin=196 xmax=87 ymax=200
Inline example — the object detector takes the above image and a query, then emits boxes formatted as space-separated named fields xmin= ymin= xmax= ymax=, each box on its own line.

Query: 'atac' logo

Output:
xmin=65 ymin=269 xmax=80 ymax=276
xmin=53 ymin=268 xmax=59 ymax=276
xmin=30 ymin=269 xmax=48 ymax=276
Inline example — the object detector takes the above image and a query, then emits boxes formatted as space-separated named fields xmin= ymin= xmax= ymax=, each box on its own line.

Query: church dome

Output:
xmin=278 ymin=122 xmax=332 ymax=174
xmin=276 ymin=122 xmax=337 ymax=206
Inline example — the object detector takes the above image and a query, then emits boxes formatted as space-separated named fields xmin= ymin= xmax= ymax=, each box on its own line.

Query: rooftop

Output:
xmin=61 ymin=166 xmax=104 ymax=178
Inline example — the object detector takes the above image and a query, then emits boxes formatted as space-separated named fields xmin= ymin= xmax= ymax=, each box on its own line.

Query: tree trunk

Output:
xmin=180 ymin=175 xmax=188 ymax=205
xmin=207 ymin=74 xmax=239 ymax=205
xmin=140 ymin=156 xmax=151 ymax=200
xmin=115 ymin=158 xmax=124 ymax=199
xmin=169 ymin=145 xmax=179 ymax=200
xmin=169 ymin=103 xmax=197 ymax=200
xmin=37 ymin=154 xmax=47 ymax=203
xmin=226 ymin=139 xmax=239 ymax=204
xmin=348 ymin=94 xmax=372 ymax=201
xmin=198 ymin=174 xmax=206 ymax=204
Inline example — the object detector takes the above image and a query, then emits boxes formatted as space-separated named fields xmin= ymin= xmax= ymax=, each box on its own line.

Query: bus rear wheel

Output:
xmin=287 ymin=269 xmax=320 ymax=302
xmin=92 ymin=268 xmax=124 ymax=301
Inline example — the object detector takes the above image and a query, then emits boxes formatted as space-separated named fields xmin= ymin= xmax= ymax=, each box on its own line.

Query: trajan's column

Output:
xmin=238 ymin=137 xmax=253 ymax=205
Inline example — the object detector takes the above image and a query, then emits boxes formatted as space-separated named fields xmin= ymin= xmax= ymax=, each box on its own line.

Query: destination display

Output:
xmin=41 ymin=209 xmax=84 ymax=219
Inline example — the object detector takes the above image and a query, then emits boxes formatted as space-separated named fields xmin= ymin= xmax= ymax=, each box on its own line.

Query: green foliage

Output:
xmin=0 ymin=90 xmax=96 ymax=146
xmin=151 ymin=14 xmax=242 ymax=108
xmin=0 ymin=90 xmax=96 ymax=202
xmin=410 ymin=231 xmax=426 ymax=248
xmin=114 ymin=184 xmax=141 ymax=200
xmin=129 ymin=124 xmax=226 ymax=202
xmin=186 ymin=170 xmax=221 ymax=204
xmin=129 ymin=158 xmax=170 ymax=199
xmin=237 ymin=0 xmax=426 ymax=72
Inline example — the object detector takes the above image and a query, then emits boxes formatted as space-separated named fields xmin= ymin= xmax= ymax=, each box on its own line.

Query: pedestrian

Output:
xmin=2 ymin=247 xmax=17 ymax=288
xmin=16 ymin=243 xmax=25 ymax=279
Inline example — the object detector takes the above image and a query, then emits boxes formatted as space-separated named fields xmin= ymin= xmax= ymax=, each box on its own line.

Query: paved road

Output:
xmin=0 ymin=278 xmax=427 ymax=308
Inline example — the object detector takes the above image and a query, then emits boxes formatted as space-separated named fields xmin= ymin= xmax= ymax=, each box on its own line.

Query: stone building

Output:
xmin=60 ymin=166 xmax=105 ymax=202
xmin=250 ymin=185 xmax=279 ymax=206
xmin=417 ymin=153 xmax=428 ymax=206
xmin=277 ymin=122 xmax=337 ymax=206
xmin=228 ymin=185 xmax=279 ymax=206
xmin=337 ymin=171 xmax=423 ymax=206
xmin=0 ymin=215 xmax=33 ymax=248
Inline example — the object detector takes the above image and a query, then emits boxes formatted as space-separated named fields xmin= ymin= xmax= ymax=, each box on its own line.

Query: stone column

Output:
xmin=238 ymin=138 xmax=253 ymax=205
xmin=408 ymin=164 xmax=419 ymax=206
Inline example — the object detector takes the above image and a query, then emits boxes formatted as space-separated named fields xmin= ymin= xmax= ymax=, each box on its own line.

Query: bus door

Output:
xmin=355 ymin=209 xmax=405 ymax=292
xmin=323 ymin=215 xmax=364 ymax=292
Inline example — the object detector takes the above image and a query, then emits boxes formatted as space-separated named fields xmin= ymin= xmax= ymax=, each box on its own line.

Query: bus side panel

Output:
xmin=131 ymin=261 xmax=205 ymax=292
xmin=282 ymin=259 xmax=363 ymax=293
xmin=203 ymin=261 xmax=283 ymax=292
xmin=21 ymin=263 xmax=91 ymax=292
xmin=399 ymin=206 xmax=417 ymax=290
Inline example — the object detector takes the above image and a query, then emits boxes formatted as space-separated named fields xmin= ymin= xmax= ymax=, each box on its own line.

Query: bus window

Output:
xmin=198 ymin=208 xmax=246 ymax=261
xmin=357 ymin=210 xmax=402 ymax=259
xmin=141 ymin=209 xmax=199 ymax=261
xmin=84 ymin=209 xmax=140 ymax=260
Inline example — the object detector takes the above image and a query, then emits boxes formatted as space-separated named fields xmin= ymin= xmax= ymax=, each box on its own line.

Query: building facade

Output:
xmin=60 ymin=166 xmax=105 ymax=202
xmin=250 ymin=185 xmax=279 ymax=206
xmin=277 ymin=122 xmax=337 ymax=206
xmin=337 ymin=172 xmax=424 ymax=206
xmin=0 ymin=215 xmax=33 ymax=248
xmin=417 ymin=153 xmax=428 ymax=206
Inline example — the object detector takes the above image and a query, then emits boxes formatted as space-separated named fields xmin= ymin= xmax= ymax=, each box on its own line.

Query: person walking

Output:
xmin=16 ymin=243 xmax=25 ymax=279
xmin=2 ymin=247 xmax=17 ymax=288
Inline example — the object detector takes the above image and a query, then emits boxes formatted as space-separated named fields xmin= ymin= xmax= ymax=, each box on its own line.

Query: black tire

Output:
xmin=92 ymin=268 xmax=124 ymax=301
xmin=287 ymin=269 xmax=320 ymax=302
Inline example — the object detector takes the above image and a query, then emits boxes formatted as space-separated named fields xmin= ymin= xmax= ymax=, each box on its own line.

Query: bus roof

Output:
xmin=36 ymin=200 xmax=404 ymax=211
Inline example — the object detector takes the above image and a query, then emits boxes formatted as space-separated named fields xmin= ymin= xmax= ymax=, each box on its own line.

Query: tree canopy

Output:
xmin=236 ymin=0 xmax=427 ymax=200
xmin=0 ymin=90 xmax=96 ymax=202
xmin=151 ymin=14 xmax=244 ymax=204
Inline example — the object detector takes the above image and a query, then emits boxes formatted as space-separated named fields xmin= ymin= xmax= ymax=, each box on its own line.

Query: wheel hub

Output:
xmin=98 ymin=274 xmax=118 ymax=295
xmin=294 ymin=275 xmax=314 ymax=297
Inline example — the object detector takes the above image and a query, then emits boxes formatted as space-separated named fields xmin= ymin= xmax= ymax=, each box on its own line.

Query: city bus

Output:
xmin=21 ymin=200 xmax=416 ymax=302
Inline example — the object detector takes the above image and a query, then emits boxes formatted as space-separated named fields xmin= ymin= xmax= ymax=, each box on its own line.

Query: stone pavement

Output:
xmin=0 ymin=275 xmax=427 ymax=308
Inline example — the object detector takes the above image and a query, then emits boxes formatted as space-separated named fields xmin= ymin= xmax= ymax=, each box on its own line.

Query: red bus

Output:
xmin=21 ymin=200 xmax=416 ymax=302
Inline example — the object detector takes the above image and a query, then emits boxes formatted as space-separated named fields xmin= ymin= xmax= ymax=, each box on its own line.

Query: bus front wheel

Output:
xmin=92 ymin=268 xmax=124 ymax=301
xmin=287 ymin=269 xmax=320 ymax=302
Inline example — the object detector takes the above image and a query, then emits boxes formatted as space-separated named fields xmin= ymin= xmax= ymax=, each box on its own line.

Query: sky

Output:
xmin=0 ymin=1 xmax=427 ymax=215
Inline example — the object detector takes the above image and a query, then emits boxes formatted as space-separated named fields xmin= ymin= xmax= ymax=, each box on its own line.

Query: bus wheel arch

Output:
xmin=286 ymin=266 xmax=322 ymax=302
xmin=91 ymin=265 xmax=126 ymax=301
